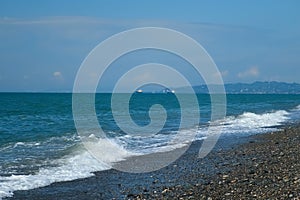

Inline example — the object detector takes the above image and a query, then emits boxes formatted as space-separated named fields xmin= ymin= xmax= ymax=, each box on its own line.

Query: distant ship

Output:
xmin=162 ymin=88 xmax=175 ymax=94
xmin=134 ymin=88 xmax=175 ymax=94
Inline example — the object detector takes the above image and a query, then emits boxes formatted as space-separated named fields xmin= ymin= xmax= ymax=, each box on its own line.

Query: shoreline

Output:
xmin=6 ymin=124 xmax=300 ymax=199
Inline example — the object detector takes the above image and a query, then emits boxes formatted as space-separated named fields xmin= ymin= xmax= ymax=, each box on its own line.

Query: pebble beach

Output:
xmin=7 ymin=124 xmax=300 ymax=199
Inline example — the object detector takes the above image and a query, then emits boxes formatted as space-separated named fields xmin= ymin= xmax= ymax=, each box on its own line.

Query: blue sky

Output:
xmin=0 ymin=0 xmax=300 ymax=92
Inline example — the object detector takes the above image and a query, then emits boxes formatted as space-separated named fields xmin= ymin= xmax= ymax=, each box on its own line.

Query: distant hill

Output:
xmin=224 ymin=81 xmax=300 ymax=94
xmin=176 ymin=81 xmax=300 ymax=94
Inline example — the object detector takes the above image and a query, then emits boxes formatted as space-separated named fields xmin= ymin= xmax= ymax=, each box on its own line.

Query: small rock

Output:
xmin=283 ymin=177 xmax=289 ymax=182
xmin=222 ymin=174 xmax=229 ymax=179
xmin=279 ymin=152 xmax=285 ymax=156
xmin=152 ymin=179 xmax=158 ymax=184
xmin=231 ymin=179 xmax=237 ymax=183
xmin=162 ymin=188 xmax=169 ymax=194
xmin=143 ymin=188 xmax=148 ymax=193
xmin=127 ymin=194 xmax=135 ymax=198
xmin=242 ymin=178 xmax=249 ymax=182
xmin=233 ymin=162 xmax=241 ymax=166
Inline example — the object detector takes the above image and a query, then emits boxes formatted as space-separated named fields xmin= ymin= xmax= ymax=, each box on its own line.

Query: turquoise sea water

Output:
xmin=0 ymin=93 xmax=300 ymax=198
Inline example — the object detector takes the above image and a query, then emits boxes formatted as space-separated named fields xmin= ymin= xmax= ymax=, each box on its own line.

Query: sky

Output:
xmin=0 ymin=0 xmax=300 ymax=92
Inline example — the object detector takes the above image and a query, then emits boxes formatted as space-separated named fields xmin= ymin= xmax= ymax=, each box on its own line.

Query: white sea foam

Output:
xmin=12 ymin=142 xmax=25 ymax=148
xmin=234 ymin=110 xmax=288 ymax=125
xmin=83 ymin=137 xmax=138 ymax=163
xmin=12 ymin=141 xmax=41 ymax=149
xmin=207 ymin=109 xmax=290 ymax=135
xmin=113 ymin=109 xmax=291 ymax=155
xmin=2 ymin=134 xmax=78 ymax=152
xmin=0 ymin=136 xmax=140 ymax=199
xmin=0 ymin=107 xmax=295 ymax=199
xmin=0 ymin=150 xmax=110 ymax=199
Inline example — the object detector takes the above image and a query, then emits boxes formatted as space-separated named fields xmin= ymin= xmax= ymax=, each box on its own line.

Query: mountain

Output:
xmin=176 ymin=81 xmax=300 ymax=94
xmin=224 ymin=81 xmax=300 ymax=94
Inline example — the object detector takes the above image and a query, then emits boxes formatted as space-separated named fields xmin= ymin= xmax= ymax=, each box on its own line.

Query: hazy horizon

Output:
xmin=1 ymin=1 xmax=300 ymax=92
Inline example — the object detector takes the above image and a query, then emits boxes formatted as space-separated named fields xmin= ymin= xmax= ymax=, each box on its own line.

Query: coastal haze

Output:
xmin=1 ymin=0 xmax=300 ymax=199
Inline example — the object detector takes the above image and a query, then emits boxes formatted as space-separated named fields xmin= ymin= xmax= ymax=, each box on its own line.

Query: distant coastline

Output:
xmin=176 ymin=81 xmax=300 ymax=94
xmin=1 ymin=81 xmax=300 ymax=94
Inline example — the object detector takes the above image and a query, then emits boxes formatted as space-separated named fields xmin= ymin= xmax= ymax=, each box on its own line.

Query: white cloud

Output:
xmin=212 ymin=70 xmax=228 ymax=81
xmin=238 ymin=66 xmax=259 ymax=78
xmin=53 ymin=71 xmax=63 ymax=80
xmin=219 ymin=70 xmax=228 ymax=77
xmin=53 ymin=71 xmax=61 ymax=77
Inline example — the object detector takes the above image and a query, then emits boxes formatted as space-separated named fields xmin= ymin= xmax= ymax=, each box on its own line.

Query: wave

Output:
xmin=0 ymin=137 xmax=138 ymax=199
xmin=0 ymin=149 xmax=109 ymax=199
xmin=218 ymin=110 xmax=290 ymax=134
xmin=83 ymin=137 xmax=138 ymax=163
xmin=0 ymin=134 xmax=79 ymax=152
xmin=0 ymin=106 xmax=297 ymax=199
xmin=107 ymin=108 xmax=291 ymax=155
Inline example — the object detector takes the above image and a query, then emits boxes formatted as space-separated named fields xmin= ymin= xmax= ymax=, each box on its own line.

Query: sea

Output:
xmin=1 ymin=93 xmax=300 ymax=198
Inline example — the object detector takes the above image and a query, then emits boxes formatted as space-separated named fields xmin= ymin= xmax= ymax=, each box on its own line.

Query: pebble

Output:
xmin=222 ymin=175 xmax=229 ymax=179
xmin=10 ymin=125 xmax=300 ymax=200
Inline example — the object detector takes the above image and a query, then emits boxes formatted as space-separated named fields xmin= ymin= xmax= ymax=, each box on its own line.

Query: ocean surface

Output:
xmin=1 ymin=93 xmax=300 ymax=198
